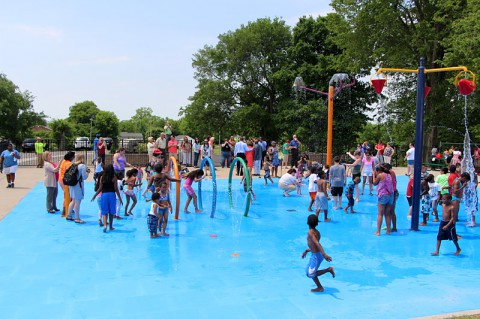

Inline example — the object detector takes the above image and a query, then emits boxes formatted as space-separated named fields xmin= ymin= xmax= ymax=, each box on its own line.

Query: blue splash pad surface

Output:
xmin=0 ymin=176 xmax=479 ymax=319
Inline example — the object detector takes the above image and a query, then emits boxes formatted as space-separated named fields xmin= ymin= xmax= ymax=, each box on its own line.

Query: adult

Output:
xmin=228 ymin=136 xmax=236 ymax=164
xmin=35 ymin=137 xmax=46 ymax=168
xmin=67 ymin=154 xmax=90 ymax=224
xmin=375 ymin=140 xmax=385 ymax=164
xmin=290 ymin=135 xmax=301 ymax=168
xmin=269 ymin=141 xmax=281 ymax=178
xmin=361 ymin=152 xmax=375 ymax=196
xmin=155 ymin=133 xmax=167 ymax=166
xmin=147 ymin=137 xmax=156 ymax=162
xmin=0 ymin=143 xmax=21 ymax=188
xmin=362 ymin=140 xmax=371 ymax=155
xmin=404 ymin=143 xmax=415 ymax=175
xmin=253 ymin=139 xmax=262 ymax=176
xmin=59 ymin=151 xmax=75 ymax=217
xmin=282 ymin=139 xmax=290 ymax=168
xmin=329 ymin=156 xmax=346 ymax=209
xmin=97 ymin=137 xmax=107 ymax=164
xmin=180 ymin=136 xmax=192 ymax=166
xmin=221 ymin=138 xmax=232 ymax=169
xmin=193 ymin=137 xmax=201 ymax=167
xmin=383 ymin=143 xmax=394 ymax=165
xmin=451 ymin=148 xmax=462 ymax=166
xmin=168 ymin=135 xmax=178 ymax=160
xmin=259 ymin=137 xmax=267 ymax=168
xmin=346 ymin=150 xmax=362 ymax=202
xmin=279 ymin=168 xmax=300 ymax=197
xmin=113 ymin=148 xmax=132 ymax=177
xmin=43 ymin=151 xmax=61 ymax=213
xmin=373 ymin=165 xmax=394 ymax=235
xmin=164 ymin=121 xmax=173 ymax=141
xmin=234 ymin=137 xmax=248 ymax=176
xmin=93 ymin=133 xmax=100 ymax=163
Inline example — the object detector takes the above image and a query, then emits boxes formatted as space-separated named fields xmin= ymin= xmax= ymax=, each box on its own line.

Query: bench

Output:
xmin=423 ymin=162 xmax=446 ymax=170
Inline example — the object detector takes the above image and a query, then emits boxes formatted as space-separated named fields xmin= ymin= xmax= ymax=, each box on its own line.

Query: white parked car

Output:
xmin=74 ymin=137 xmax=91 ymax=150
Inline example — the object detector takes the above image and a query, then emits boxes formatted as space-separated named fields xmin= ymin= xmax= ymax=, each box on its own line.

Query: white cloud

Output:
xmin=14 ymin=24 xmax=63 ymax=39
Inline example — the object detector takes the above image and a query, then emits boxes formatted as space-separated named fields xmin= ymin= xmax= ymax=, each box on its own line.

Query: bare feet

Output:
xmin=391 ymin=228 xmax=397 ymax=232
xmin=431 ymin=252 xmax=439 ymax=256
xmin=419 ymin=222 xmax=427 ymax=226
xmin=163 ymin=232 xmax=170 ymax=237
xmin=184 ymin=210 xmax=191 ymax=214
xmin=195 ymin=209 xmax=202 ymax=213
xmin=329 ymin=266 xmax=335 ymax=278
xmin=110 ymin=227 xmax=115 ymax=231
xmin=343 ymin=207 xmax=348 ymax=213
xmin=324 ymin=218 xmax=331 ymax=222
xmin=433 ymin=218 xmax=439 ymax=222
xmin=374 ymin=232 xmax=380 ymax=236
xmin=454 ymin=249 xmax=461 ymax=256
xmin=308 ymin=208 xmax=313 ymax=212
xmin=311 ymin=286 xmax=324 ymax=293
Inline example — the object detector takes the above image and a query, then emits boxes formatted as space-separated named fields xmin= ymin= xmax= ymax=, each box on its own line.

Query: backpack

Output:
xmin=63 ymin=163 xmax=80 ymax=186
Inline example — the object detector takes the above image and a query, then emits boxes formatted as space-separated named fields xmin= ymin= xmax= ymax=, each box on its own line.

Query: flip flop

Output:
xmin=66 ymin=217 xmax=74 ymax=221
xmin=74 ymin=219 xmax=86 ymax=224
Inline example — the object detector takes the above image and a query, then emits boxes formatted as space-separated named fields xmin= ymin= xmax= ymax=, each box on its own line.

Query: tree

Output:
xmin=50 ymin=119 xmax=74 ymax=150
xmin=94 ymin=111 xmax=120 ymax=141
xmin=0 ymin=74 xmax=47 ymax=143
xmin=330 ymin=0 xmax=477 ymax=159
xmin=68 ymin=100 xmax=100 ymax=137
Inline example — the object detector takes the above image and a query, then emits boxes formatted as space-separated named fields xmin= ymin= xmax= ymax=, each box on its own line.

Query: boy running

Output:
xmin=431 ymin=193 xmax=461 ymax=256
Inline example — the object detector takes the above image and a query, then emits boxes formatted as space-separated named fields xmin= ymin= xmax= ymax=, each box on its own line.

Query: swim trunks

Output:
xmin=314 ymin=192 xmax=329 ymax=211
xmin=306 ymin=252 xmax=324 ymax=278
xmin=437 ymin=220 xmax=457 ymax=241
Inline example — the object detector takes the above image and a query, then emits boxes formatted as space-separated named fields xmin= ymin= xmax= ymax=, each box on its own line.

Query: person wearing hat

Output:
xmin=93 ymin=133 xmax=100 ymax=163
xmin=35 ymin=137 xmax=46 ymax=168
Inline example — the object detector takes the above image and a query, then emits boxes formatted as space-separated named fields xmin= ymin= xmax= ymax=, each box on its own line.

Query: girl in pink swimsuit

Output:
xmin=183 ymin=169 xmax=205 ymax=213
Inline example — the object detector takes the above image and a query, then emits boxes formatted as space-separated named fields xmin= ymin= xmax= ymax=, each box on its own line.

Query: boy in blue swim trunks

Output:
xmin=302 ymin=214 xmax=335 ymax=292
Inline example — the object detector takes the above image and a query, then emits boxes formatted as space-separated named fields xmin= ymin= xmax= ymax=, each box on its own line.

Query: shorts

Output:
xmin=309 ymin=192 xmax=316 ymax=201
xmin=264 ymin=170 xmax=271 ymax=178
xmin=378 ymin=194 xmax=394 ymax=205
xmin=101 ymin=192 xmax=117 ymax=215
xmin=314 ymin=193 xmax=329 ymax=211
xmin=407 ymin=160 xmax=414 ymax=165
xmin=306 ymin=252 xmax=324 ymax=278
xmin=437 ymin=220 xmax=457 ymax=241
xmin=147 ymin=214 xmax=158 ymax=233
xmin=124 ymin=189 xmax=135 ymax=197
xmin=183 ymin=184 xmax=195 ymax=196
xmin=352 ymin=173 xmax=361 ymax=181
xmin=279 ymin=183 xmax=296 ymax=191
xmin=3 ymin=165 xmax=18 ymax=174
xmin=407 ymin=196 xmax=412 ymax=207
xmin=330 ymin=186 xmax=343 ymax=196
xmin=363 ymin=171 xmax=373 ymax=177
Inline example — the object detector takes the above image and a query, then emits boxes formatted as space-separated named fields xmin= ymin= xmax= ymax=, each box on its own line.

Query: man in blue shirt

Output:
xmin=93 ymin=133 xmax=100 ymax=164
xmin=290 ymin=135 xmax=301 ymax=168
xmin=259 ymin=137 xmax=267 ymax=168
xmin=0 ymin=143 xmax=21 ymax=188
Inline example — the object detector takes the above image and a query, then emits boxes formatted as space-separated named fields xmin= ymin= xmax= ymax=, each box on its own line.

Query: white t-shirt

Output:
xmin=279 ymin=173 xmax=296 ymax=186
xmin=428 ymin=182 xmax=440 ymax=200
xmin=308 ymin=173 xmax=319 ymax=192
xmin=406 ymin=148 xmax=415 ymax=160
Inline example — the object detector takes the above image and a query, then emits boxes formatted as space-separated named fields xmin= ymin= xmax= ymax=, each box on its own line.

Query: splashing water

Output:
xmin=378 ymin=95 xmax=394 ymax=144
xmin=460 ymin=95 xmax=478 ymax=226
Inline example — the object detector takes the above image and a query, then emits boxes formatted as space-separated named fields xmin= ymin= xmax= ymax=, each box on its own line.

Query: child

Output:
xmin=147 ymin=192 xmax=162 ymax=238
xmin=427 ymin=174 xmax=440 ymax=222
xmin=344 ymin=176 xmax=360 ymax=213
xmin=115 ymin=171 xmax=125 ymax=220
xmin=431 ymin=193 xmax=461 ymax=256
xmin=201 ymin=139 xmax=212 ymax=176
xmin=135 ymin=166 xmax=144 ymax=191
xmin=314 ymin=171 xmax=331 ymax=222
xmin=183 ymin=169 xmax=205 ymax=213
xmin=94 ymin=157 xmax=103 ymax=183
xmin=420 ymin=177 xmax=431 ymax=226
xmin=263 ymin=155 xmax=274 ymax=186
xmin=296 ymin=158 xmax=307 ymax=195
xmin=307 ymin=166 xmax=319 ymax=211
xmin=143 ymin=163 xmax=181 ymax=197
xmin=301 ymin=214 xmax=335 ymax=292
xmin=157 ymin=182 xmax=172 ymax=236
xmin=94 ymin=171 xmax=104 ymax=226
xmin=406 ymin=174 xmax=414 ymax=218
xmin=123 ymin=168 xmax=142 ymax=216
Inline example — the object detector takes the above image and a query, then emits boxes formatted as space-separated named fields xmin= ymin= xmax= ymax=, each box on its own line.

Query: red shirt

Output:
xmin=375 ymin=143 xmax=385 ymax=155
xmin=97 ymin=142 xmax=106 ymax=155
xmin=406 ymin=178 xmax=413 ymax=197
xmin=448 ymin=172 xmax=460 ymax=194
xmin=245 ymin=146 xmax=254 ymax=167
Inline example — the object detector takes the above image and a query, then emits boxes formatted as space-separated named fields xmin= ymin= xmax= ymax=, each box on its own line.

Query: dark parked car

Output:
xmin=21 ymin=138 xmax=48 ymax=152
xmin=102 ymin=137 xmax=114 ymax=150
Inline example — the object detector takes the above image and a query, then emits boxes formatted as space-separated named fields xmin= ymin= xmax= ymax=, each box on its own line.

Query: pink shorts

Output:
xmin=183 ymin=185 xmax=195 ymax=196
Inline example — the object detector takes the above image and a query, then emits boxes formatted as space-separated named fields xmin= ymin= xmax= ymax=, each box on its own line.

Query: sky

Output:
xmin=0 ymin=0 xmax=332 ymax=122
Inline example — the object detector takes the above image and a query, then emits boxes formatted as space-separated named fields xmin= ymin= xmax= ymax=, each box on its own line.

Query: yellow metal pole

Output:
xmin=326 ymin=85 xmax=334 ymax=166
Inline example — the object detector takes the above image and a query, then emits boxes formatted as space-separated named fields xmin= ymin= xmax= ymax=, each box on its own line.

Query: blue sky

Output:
xmin=0 ymin=0 xmax=331 ymax=121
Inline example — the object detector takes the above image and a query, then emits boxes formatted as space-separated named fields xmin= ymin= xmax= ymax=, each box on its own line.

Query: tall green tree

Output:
xmin=50 ymin=119 xmax=74 ymax=150
xmin=94 ymin=111 xmax=120 ymax=141
xmin=68 ymin=100 xmax=100 ymax=137
xmin=0 ymin=74 xmax=47 ymax=143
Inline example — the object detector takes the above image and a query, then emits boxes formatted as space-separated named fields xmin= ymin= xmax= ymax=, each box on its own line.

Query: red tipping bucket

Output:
xmin=371 ymin=79 xmax=386 ymax=94
xmin=457 ymin=79 xmax=476 ymax=96
xmin=424 ymin=86 xmax=431 ymax=99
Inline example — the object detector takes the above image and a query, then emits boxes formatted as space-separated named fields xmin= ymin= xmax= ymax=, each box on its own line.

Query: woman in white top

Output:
xmin=147 ymin=137 xmax=156 ymax=162
xmin=383 ymin=143 xmax=395 ymax=165
xmin=404 ymin=143 xmax=415 ymax=175
xmin=43 ymin=151 xmax=61 ymax=213
xmin=67 ymin=154 xmax=90 ymax=223
xmin=279 ymin=168 xmax=300 ymax=197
